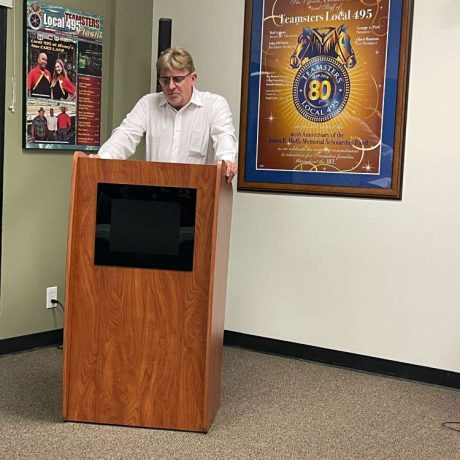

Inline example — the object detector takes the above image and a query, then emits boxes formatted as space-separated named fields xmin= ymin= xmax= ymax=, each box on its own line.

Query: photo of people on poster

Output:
xmin=24 ymin=1 xmax=103 ymax=150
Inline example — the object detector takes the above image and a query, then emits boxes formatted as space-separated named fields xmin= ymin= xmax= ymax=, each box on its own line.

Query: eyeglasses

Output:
xmin=157 ymin=72 xmax=192 ymax=87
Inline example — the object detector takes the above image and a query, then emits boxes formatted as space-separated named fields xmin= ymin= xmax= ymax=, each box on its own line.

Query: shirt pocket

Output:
xmin=187 ymin=129 xmax=209 ymax=160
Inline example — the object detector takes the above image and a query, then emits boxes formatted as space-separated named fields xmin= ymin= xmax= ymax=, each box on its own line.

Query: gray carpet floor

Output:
xmin=0 ymin=346 xmax=459 ymax=459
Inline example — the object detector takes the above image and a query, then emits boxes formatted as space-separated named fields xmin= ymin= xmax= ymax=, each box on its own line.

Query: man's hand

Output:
xmin=225 ymin=161 xmax=237 ymax=183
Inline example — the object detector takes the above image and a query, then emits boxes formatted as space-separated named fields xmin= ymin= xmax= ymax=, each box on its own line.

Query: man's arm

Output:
xmin=97 ymin=96 xmax=149 ymax=160
xmin=66 ymin=116 xmax=71 ymax=134
xmin=27 ymin=70 xmax=34 ymax=97
xmin=209 ymin=96 xmax=238 ymax=182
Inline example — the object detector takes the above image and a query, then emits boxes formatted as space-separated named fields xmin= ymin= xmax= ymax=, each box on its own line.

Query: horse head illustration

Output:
xmin=290 ymin=28 xmax=320 ymax=69
xmin=335 ymin=25 xmax=357 ymax=68
xmin=289 ymin=25 xmax=357 ymax=69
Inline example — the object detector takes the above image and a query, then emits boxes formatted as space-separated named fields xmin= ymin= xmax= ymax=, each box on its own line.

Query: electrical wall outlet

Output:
xmin=46 ymin=286 xmax=58 ymax=309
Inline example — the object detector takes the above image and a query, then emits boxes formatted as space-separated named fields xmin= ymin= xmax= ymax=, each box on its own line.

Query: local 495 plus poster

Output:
xmin=24 ymin=1 xmax=103 ymax=150
xmin=239 ymin=0 xmax=412 ymax=198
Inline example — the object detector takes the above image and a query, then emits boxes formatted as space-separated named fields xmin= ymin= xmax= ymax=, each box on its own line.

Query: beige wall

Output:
xmin=3 ymin=0 xmax=460 ymax=374
xmin=110 ymin=0 xmax=153 ymax=159
xmin=152 ymin=0 xmax=460 ymax=372
xmin=0 ymin=0 xmax=152 ymax=339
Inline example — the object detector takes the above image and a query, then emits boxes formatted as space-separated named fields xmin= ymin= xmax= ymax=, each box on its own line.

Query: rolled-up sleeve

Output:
xmin=209 ymin=97 xmax=238 ymax=164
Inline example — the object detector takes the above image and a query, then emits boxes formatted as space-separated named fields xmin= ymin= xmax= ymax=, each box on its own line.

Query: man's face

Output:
xmin=160 ymin=67 xmax=196 ymax=110
xmin=49 ymin=109 xmax=54 ymax=116
xmin=61 ymin=107 xmax=66 ymax=113
xmin=38 ymin=53 xmax=47 ymax=70
xmin=39 ymin=110 xmax=45 ymax=118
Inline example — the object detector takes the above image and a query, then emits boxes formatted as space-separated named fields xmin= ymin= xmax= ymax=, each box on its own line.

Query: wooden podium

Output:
xmin=62 ymin=153 xmax=233 ymax=432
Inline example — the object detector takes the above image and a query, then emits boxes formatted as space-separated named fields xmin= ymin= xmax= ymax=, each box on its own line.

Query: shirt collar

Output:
xmin=157 ymin=87 xmax=203 ymax=109
xmin=189 ymin=88 xmax=203 ymax=107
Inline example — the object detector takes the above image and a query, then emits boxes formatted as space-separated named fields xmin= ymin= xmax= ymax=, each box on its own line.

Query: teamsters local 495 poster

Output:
xmin=25 ymin=1 xmax=103 ymax=150
xmin=254 ymin=0 xmax=392 ymax=182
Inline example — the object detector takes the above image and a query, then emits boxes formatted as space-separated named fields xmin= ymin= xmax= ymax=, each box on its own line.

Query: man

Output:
xmin=27 ymin=52 xmax=51 ymax=98
xmin=31 ymin=107 xmax=48 ymax=142
xmin=94 ymin=47 xmax=237 ymax=182
xmin=46 ymin=108 xmax=57 ymax=141
xmin=57 ymin=106 xmax=72 ymax=142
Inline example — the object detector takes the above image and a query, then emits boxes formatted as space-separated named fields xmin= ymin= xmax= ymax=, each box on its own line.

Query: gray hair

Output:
xmin=156 ymin=47 xmax=195 ymax=74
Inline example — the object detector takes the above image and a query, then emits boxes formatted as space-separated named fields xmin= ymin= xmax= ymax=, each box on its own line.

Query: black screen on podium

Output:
xmin=94 ymin=183 xmax=196 ymax=271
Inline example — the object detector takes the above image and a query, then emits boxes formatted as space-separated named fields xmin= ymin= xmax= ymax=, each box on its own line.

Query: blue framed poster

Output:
xmin=238 ymin=0 xmax=413 ymax=198
xmin=24 ymin=1 xmax=103 ymax=150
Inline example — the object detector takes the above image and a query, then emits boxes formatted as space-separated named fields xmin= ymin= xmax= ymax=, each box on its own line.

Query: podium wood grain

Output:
xmin=63 ymin=154 xmax=232 ymax=432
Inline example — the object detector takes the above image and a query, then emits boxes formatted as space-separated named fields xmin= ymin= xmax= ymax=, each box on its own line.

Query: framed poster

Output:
xmin=24 ymin=1 xmax=103 ymax=150
xmin=238 ymin=0 xmax=413 ymax=198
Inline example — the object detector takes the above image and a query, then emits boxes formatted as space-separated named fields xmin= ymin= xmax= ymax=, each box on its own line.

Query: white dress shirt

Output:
xmin=46 ymin=115 xmax=57 ymax=131
xmin=98 ymin=88 xmax=237 ymax=164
